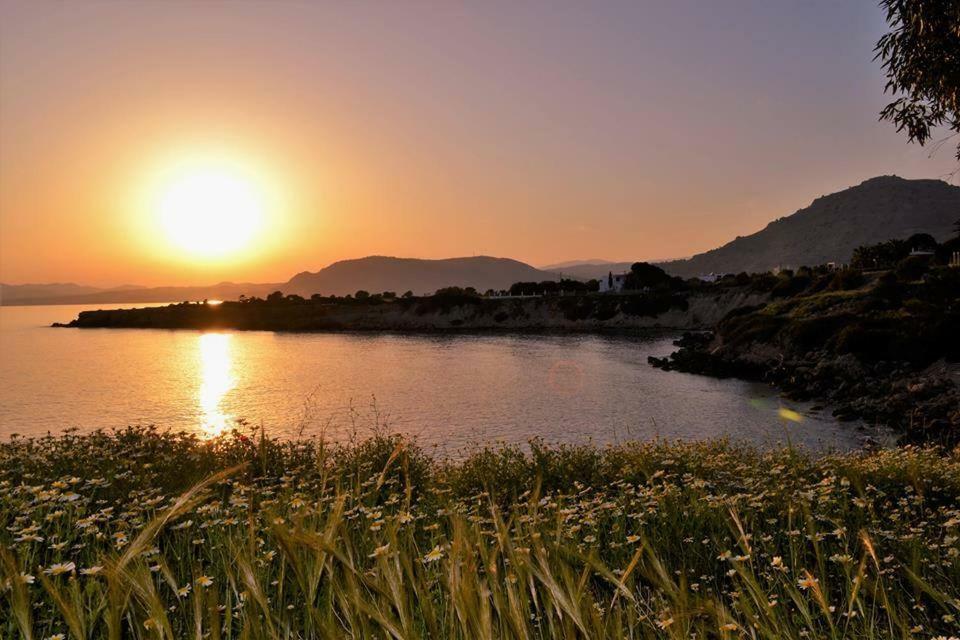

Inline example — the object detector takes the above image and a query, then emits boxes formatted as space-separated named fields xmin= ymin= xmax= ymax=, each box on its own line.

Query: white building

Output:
xmin=599 ymin=272 xmax=628 ymax=293
xmin=698 ymin=272 xmax=731 ymax=283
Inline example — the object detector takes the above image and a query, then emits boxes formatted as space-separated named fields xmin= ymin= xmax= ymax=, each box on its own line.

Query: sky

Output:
xmin=1 ymin=0 xmax=957 ymax=287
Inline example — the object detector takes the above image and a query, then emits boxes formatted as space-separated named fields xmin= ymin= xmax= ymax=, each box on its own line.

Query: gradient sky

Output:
xmin=1 ymin=0 xmax=957 ymax=287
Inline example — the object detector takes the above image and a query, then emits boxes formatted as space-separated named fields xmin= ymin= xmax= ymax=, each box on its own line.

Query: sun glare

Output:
xmin=198 ymin=332 xmax=234 ymax=437
xmin=156 ymin=163 xmax=266 ymax=258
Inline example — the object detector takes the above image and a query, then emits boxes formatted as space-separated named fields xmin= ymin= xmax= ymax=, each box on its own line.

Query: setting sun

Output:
xmin=156 ymin=164 xmax=265 ymax=258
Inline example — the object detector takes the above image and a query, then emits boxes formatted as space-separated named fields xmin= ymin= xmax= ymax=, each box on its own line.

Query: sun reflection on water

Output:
xmin=198 ymin=333 xmax=234 ymax=436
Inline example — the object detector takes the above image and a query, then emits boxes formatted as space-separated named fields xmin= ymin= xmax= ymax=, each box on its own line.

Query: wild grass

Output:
xmin=1 ymin=426 xmax=959 ymax=639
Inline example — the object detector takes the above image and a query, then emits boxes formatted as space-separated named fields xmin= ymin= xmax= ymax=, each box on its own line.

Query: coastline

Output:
xmin=51 ymin=289 xmax=767 ymax=332
xmin=49 ymin=272 xmax=960 ymax=446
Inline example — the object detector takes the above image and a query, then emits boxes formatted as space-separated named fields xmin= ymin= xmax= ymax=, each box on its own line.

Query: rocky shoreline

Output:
xmin=651 ymin=333 xmax=959 ymax=445
xmin=650 ymin=271 xmax=960 ymax=445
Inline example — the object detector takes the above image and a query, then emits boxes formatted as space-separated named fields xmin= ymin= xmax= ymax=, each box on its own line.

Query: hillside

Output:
xmin=659 ymin=175 xmax=960 ymax=277
xmin=549 ymin=261 xmax=636 ymax=280
xmin=285 ymin=256 xmax=555 ymax=296
xmin=1 ymin=282 xmax=114 ymax=304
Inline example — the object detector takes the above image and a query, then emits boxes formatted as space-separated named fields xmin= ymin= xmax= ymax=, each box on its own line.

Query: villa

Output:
xmin=599 ymin=272 xmax=628 ymax=293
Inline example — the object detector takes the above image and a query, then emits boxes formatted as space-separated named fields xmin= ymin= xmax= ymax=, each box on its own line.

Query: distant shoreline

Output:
xmin=51 ymin=289 xmax=762 ymax=333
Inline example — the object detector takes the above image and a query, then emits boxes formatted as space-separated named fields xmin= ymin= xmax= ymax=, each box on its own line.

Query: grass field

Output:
xmin=1 ymin=427 xmax=959 ymax=639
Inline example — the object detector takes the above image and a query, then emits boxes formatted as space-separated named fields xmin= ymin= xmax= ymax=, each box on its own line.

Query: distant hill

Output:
xmin=0 ymin=282 xmax=279 ymax=306
xmin=285 ymin=256 xmax=555 ymax=296
xmin=548 ymin=262 xmax=636 ymax=281
xmin=1 ymin=282 xmax=110 ymax=304
xmin=659 ymin=176 xmax=960 ymax=278
xmin=0 ymin=257 xmax=554 ymax=306
xmin=540 ymin=259 xmax=618 ymax=270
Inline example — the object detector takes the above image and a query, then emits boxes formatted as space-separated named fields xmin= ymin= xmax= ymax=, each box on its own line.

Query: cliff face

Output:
xmin=660 ymin=176 xmax=960 ymax=278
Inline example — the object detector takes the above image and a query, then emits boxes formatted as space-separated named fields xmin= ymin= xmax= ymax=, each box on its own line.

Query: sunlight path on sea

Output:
xmin=198 ymin=333 xmax=234 ymax=437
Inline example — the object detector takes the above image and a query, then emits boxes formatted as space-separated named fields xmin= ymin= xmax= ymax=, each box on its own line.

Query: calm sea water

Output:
xmin=0 ymin=304 xmax=876 ymax=451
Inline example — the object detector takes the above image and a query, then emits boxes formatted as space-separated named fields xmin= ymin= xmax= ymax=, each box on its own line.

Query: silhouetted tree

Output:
xmin=508 ymin=278 xmax=594 ymax=296
xmin=907 ymin=233 xmax=938 ymax=251
xmin=876 ymin=0 xmax=960 ymax=162
xmin=624 ymin=262 xmax=679 ymax=290
xmin=402 ymin=290 xmax=414 ymax=298
xmin=354 ymin=290 xmax=370 ymax=300
xmin=435 ymin=286 xmax=478 ymax=297
xmin=851 ymin=239 xmax=911 ymax=270
xmin=266 ymin=291 xmax=284 ymax=303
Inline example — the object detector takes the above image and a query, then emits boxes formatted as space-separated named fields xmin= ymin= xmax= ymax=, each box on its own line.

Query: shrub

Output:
xmin=895 ymin=255 xmax=930 ymax=281
xmin=827 ymin=268 xmax=864 ymax=291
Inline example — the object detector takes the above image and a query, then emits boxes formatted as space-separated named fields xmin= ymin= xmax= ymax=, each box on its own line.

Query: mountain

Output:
xmin=285 ymin=256 xmax=556 ymax=296
xmin=0 ymin=282 xmax=279 ymax=306
xmin=1 ymin=283 xmax=111 ymax=304
xmin=540 ymin=259 xmax=618 ymax=270
xmin=0 ymin=257 xmax=554 ymax=306
xmin=659 ymin=176 xmax=960 ymax=278
xmin=548 ymin=262 xmax=636 ymax=280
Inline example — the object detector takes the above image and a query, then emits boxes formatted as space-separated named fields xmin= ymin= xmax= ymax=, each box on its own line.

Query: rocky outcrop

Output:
xmin=650 ymin=270 xmax=960 ymax=444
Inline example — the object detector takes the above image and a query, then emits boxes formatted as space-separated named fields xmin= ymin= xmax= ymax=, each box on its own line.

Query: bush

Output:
xmin=895 ymin=255 xmax=930 ymax=281
xmin=827 ymin=269 xmax=865 ymax=291
xmin=771 ymin=274 xmax=811 ymax=298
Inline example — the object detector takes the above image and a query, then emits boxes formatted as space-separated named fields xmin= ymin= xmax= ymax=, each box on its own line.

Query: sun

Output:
xmin=156 ymin=164 xmax=265 ymax=258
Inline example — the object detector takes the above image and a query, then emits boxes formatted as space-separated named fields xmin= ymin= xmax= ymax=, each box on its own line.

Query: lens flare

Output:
xmin=778 ymin=407 xmax=803 ymax=423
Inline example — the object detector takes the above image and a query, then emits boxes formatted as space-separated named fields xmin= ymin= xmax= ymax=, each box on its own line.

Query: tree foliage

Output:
xmin=508 ymin=278 xmax=597 ymax=296
xmin=624 ymin=262 xmax=682 ymax=291
xmin=851 ymin=238 xmax=911 ymax=270
xmin=875 ymin=0 xmax=960 ymax=161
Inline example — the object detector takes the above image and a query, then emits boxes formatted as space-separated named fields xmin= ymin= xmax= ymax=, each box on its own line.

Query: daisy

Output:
xmin=423 ymin=545 xmax=443 ymax=563
xmin=44 ymin=562 xmax=75 ymax=576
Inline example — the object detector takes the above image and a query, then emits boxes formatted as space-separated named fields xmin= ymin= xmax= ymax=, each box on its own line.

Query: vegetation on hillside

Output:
xmin=652 ymin=257 xmax=960 ymax=443
xmin=2 ymin=427 xmax=960 ymax=639
xmin=850 ymin=233 xmax=960 ymax=272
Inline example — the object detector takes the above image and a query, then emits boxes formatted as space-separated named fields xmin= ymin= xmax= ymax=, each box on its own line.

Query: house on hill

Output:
xmin=599 ymin=272 xmax=627 ymax=293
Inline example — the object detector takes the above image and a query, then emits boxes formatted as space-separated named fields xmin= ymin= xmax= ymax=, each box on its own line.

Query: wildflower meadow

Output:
xmin=1 ymin=427 xmax=959 ymax=639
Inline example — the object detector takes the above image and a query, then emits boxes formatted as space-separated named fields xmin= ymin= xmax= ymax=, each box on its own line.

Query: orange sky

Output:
xmin=1 ymin=1 xmax=956 ymax=287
